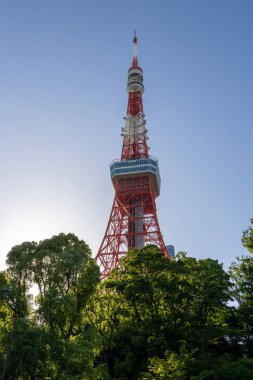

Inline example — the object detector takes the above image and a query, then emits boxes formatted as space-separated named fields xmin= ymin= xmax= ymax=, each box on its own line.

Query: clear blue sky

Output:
xmin=0 ymin=0 xmax=252 ymax=270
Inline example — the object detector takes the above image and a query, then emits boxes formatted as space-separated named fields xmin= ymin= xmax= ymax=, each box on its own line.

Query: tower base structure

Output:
xmin=96 ymin=158 xmax=169 ymax=279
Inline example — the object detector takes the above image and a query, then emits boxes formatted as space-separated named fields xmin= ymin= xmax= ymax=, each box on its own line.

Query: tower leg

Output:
xmin=96 ymin=176 xmax=168 ymax=279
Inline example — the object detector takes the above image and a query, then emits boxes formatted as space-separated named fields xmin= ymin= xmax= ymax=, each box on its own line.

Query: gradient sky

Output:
xmin=0 ymin=0 xmax=252 ymax=270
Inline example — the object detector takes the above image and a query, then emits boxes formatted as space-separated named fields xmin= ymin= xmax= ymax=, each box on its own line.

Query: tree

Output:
xmin=140 ymin=347 xmax=195 ymax=380
xmin=6 ymin=242 xmax=36 ymax=318
xmin=191 ymin=356 xmax=253 ymax=380
xmin=88 ymin=246 xmax=231 ymax=380
xmin=3 ymin=225 xmax=253 ymax=379
xmin=171 ymin=254 xmax=231 ymax=355
xmin=6 ymin=319 xmax=51 ymax=380
xmin=0 ymin=271 xmax=13 ymax=376
xmin=242 ymin=218 xmax=253 ymax=253
xmin=228 ymin=219 xmax=253 ymax=358
xmin=229 ymin=255 xmax=253 ymax=356
xmin=2 ymin=233 xmax=101 ymax=379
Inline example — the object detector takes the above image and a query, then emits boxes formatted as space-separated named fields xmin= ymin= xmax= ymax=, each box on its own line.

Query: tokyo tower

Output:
xmin=96 ymin=33 xmax=171 ymax=279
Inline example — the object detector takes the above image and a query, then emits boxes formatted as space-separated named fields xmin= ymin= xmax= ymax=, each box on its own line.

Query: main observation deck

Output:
xmin=110 ymin=156 xmax=161 ymax=197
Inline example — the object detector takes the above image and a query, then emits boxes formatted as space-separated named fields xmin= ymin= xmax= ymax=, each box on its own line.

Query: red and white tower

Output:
xmin=96 ymin=33 xmax=170 ymax=279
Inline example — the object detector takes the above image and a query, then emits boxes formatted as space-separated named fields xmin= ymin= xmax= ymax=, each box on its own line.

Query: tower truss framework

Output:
xmin=96 ymin=33 xmax=170 ymax=279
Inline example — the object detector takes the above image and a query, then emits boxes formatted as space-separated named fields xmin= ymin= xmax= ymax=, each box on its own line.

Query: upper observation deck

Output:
xmin=110 ymin=156 xmax=161 ymax=197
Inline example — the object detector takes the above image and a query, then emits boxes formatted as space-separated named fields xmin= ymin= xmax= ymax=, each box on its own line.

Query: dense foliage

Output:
xmin=0 ymin=220 xmax=252 ymax=379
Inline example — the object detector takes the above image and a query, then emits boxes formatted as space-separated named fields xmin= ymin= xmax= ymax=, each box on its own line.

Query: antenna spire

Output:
xmin=132 ymin=30 xmax=138 ymax=67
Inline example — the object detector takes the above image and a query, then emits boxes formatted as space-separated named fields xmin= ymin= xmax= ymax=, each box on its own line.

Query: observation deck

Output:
xmin=110 ymin=156 xmax=161 ymax=197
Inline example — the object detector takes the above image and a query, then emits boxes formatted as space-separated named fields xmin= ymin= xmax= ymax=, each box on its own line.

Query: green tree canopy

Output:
xmin=1 ymin=223 xmax=253 ymax=379
xmin=242 ymin=218 xmax=253 ymax=253
xmin=88 ymin=246 xmax=231 ymax=379
xmin=1 ymin=233 xmax=101 ymax=379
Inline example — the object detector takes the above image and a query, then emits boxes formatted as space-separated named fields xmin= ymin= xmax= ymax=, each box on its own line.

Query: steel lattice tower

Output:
xmin=96 ymin=33 xmax=170 ymax=279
